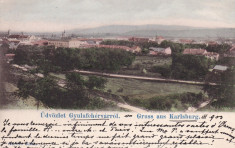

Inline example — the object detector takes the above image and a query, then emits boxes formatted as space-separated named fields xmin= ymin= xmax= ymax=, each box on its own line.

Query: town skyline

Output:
xmin=1 ymin=0 xmax=235 ymax=32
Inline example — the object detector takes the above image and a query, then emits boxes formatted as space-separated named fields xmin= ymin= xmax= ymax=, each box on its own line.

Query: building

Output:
xmin=155 ymin=36 xmax=165 ymax=44
xmin=204 ymin=52 xmax=220 ymax=61
xmin=32 ymin=40 xmax=48 ymax=46
xmin=9 ymin=41 xmax=20 ymax=49
xmin=77 ymin=38 xmax=103 ymax=45
xmin=183 ymin=48 xmax=207 ymax=55
xmin=8 ymin=34 xmax=36 ymax=42
xmin=5 ymin=54 xmax=15 ymax=63
xmin=130 ymin=46 xmax=142 ymax=53
xmin=128 ymin=37 xmax=149 ymax=42
xmin=224 ymin=46 xmax=235 ymax=57
xmin=179 ymin=39 xmax=194 ymax=44
xmin=183 ymin=48 xmax=220 ymax=60
xmin=149 ymin=47 xmax=171 ymax=55
xmin=213 ymin=65 xmax=228 ymax=72
xmin=81 ymin=44 xmax=141 ymax=53
xmin=48 ymin=39 xmax=83 ymax=48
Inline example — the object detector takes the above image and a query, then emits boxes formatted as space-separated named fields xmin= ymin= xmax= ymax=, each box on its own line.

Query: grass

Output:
xmin=50 ymin=72 xmax=203 ymax=100
xmin=132 ymin=56 xmax=172 ymax=69
xmin=115 ymin=55 xmax=172 ymax=77
xmin=50 ymin=72 xmax=204 ymax=111
xmin=104 ymin=77 xmax=203 ymax=99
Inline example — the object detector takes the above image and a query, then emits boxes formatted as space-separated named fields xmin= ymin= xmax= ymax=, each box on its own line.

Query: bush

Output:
xmin=151 ymin=64 xmax=171 ymax=77
xmin=148 ymin=97 xmax=173 ymax=110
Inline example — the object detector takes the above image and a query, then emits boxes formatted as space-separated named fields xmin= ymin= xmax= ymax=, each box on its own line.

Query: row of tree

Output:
xmin=13 ymin=45 xmax=136 ymax=73
xmin=16 ymin=72 xmax=107 ymax=109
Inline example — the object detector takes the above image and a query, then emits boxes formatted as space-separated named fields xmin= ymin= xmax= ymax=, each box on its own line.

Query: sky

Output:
xmin=0 ymin=0 xmax=235 ymax=32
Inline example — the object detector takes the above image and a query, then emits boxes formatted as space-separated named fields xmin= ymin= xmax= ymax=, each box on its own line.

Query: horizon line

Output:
xmin=1 ymin=23 xmax=235 ymax=33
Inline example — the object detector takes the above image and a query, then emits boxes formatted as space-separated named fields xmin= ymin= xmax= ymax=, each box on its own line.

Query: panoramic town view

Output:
xmin=0 ymin=0 xmax=234 ymax=112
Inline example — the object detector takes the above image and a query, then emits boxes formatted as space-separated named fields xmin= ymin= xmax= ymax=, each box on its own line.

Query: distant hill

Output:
xmin=68 ymin=24 xmax=235 ymax=38
xmin=69 ymin=24 xmax=202 ymax=34
xmin=124 ymin=28 xmax=235 ymax=38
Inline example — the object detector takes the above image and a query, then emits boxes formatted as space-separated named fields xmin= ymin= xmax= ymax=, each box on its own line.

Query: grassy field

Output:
xmin=50 ymin=71 xmax=204 ymax=111
xmin=104 ymin=77 xmax=203 ymax=99
xmin=132 ymin=55 xmax=172 ymax=69
xmin=50 ymin=73 xmax=203 ymax=100
xmin=116 ymin=55 xmax=172 ymax=77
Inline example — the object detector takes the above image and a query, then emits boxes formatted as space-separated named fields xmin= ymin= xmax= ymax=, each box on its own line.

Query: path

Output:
xmin=185 ymin=100 xmax=211 ymax=112
xmin=74 ymin=70 xmax=217 ymax=86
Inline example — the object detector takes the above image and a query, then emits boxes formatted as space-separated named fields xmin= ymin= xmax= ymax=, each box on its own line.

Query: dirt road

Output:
xmin=185 ymin=100 xmax=211 ymax=112
xmin=74 ymin=70 xmax=217 ymax=86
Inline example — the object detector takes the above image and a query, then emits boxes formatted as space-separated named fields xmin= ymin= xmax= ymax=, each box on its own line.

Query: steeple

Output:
xmin=62 ymin=30 xmax=66 ymax=38
xmin=7 ymin=29 xmax=11 ymax=36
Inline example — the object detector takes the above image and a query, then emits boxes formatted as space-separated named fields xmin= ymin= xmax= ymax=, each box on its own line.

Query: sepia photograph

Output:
xmin=0 ymin=0 xmax=234 ymax=112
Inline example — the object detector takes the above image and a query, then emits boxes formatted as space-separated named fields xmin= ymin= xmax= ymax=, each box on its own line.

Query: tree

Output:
xmin=65 ymin=72 xmax=85 ymax=89
xmin=85 ymin=76 xmax=107 ymax=90
xmin=171 ymin=54 xmax=209 ymax=80
xmin=204 ymin=68 xmax=235 ymax=109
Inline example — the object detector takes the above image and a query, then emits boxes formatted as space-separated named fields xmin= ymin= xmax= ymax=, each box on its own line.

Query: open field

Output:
xmin=104 ymin=77 xmax=203 ymax=99
xmin=50 ymin=73 xmax=204 ymax=111
xmin=50 ymin=73 xmax=203 ymax=100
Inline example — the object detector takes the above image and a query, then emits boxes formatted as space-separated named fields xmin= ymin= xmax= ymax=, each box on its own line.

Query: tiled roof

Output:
xmin=5 ymin=54 xmax=15 ymax=57
xmin=183 ymin=48 xmax=207 ymax=55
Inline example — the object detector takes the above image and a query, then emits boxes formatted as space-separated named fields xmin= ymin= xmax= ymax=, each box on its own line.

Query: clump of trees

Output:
xmin=206 ymin=44 xmax=231 ymax=54
xmin=101 ymin=40 xmax=135 ymax=47
xmin=171 ymin=54 xmax=211 ymax=80
xmin=125 ymin=92 xmax=207 ymax=111
xmin=150 ymin=64 xmax=171 ymax=78
xmin=204 ymin=68 xmax=235 ymax=109
xmin=13 ymin=46 xmax=136 ymax=72
xmin=16 ymin=72 xmax=108 ymax=109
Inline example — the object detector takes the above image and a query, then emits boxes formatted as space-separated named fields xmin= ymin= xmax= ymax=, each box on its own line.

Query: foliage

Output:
xmin=101 ymin=40 xmax=134 ymax=47
xmin=217 ymin=57 xmax=235 ymax=67
xmin=13 ymin=46 xmax=135 ymax=72
xmin=171 ymin=54 xmax=210 ymax=80
xmin=184 ymin=43 xmax=207 ymax=49
xmin=148 ymin=97 xmax=173 ymax=110
xmin=180 ymin=92 xmax=205 ymax=107
xmin=206 ymin=44 xmax=231 ymax=54
xmin=15 ymin=73 xmax=108 ymax=109
xmin=204 ymin=68 xmax=235 ymax=109
xmin=85 ymin=75 xmax=107 ymax=90
xmin=65 ymin=72 xmax=85 ymax=89
xmin=13 ymin=45 xmax=44 ymax=65
xmin=151 ymin=64 xmax=171 ymax=77
xmin=125 ymin=92 xmax=207 ymax=111
xmin=86 ymin=97 xmax=116 ymax=110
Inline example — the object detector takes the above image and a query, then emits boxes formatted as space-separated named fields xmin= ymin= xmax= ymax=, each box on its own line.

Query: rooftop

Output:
xmin=213 ymin=65 xmax=228 ymax=71
xmin=183 ymin=48 xmax=207 ymax=55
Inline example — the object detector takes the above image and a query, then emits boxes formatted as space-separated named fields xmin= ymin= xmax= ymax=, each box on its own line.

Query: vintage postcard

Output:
xmin=0 ymin=0 xmax=235 ymax=147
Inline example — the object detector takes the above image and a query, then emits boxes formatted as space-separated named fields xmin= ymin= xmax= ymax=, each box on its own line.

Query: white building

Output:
xmin=48 ymin=39 xmax=83 ymax=48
